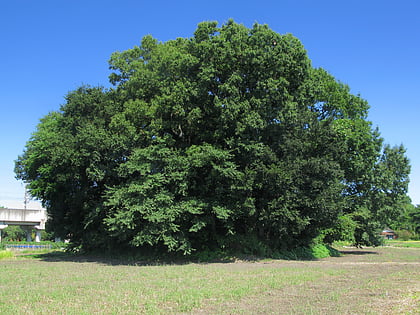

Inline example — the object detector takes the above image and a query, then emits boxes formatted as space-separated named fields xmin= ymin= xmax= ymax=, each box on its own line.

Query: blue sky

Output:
xmin=1 ymin=0 xmax=419 ymax=208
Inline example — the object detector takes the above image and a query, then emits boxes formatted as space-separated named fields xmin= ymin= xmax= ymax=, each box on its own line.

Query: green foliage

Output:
xmin=395 ymin=229 xmax=415 ymax=241
xmin=310 ymin=244 xmax=341 ymax=259
xmin=1 ymin=226 xmax=27 ymax=241
xmin=15 ymin=21 xmax=411 ymax=256
xmin=0 ymin=250 xmax=14 ymax=260
xmin=271 ymin=244 xmax=340 ymax=260
xmin=193 ymin=249 xmax=230 ymax=262
xmin=392 ymin=203 xmax=420 ymax=238
xmin=411 ymin=206 xmax=420 ymax=234
xmin=322 ymin=214 xmax=357 ymax=244
xmin=1 ymin=226 xmax=55 ymax=242
xmin=328 ymin=143 xmax=411 ymax=247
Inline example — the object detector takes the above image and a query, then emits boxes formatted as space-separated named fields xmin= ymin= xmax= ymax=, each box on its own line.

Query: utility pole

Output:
xmin=24 ymin=185 xmax=30 ymax=210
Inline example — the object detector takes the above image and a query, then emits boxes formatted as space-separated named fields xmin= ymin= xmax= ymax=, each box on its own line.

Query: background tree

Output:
xmin=411 ymin=205 xmax=420 ymax=235
xmin=2 ymin=226 xmax=27 ymax=241
xmin=392 ymin=201 xmax=420 ymax=240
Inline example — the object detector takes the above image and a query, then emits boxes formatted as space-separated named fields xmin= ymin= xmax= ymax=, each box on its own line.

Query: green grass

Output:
xmin=385 ymin=240 xmax=420 ymax=248
xmin=0 ymin=250 xmax=13 ymax=260
xmin=0 ymin=259 xmax=342 ymax=313
xmin=0 ymin=247 xmax=419 ymax=314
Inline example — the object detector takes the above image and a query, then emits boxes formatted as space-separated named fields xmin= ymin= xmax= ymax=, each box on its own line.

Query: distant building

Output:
xmin=380 ymin=229 xmax=397 ymax=240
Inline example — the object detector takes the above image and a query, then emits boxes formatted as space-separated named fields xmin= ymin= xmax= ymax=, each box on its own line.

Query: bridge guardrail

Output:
xmin=5 ymin=244 xmax=52 ymax=250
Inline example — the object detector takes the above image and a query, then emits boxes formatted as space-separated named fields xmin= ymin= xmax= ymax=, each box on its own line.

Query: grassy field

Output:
xmin=385 ymin=240 xmax=420 ymax=248
xmin=0 ymin=247 xmax=419 ymax=314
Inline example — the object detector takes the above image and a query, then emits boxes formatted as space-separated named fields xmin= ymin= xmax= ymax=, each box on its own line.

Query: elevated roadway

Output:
xmin=0 ymin=208 xmax=47 ymax=242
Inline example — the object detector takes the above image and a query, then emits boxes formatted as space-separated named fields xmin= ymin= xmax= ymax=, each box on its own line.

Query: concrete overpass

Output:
xmin=0 ymin=208 xmax=47 ymax=242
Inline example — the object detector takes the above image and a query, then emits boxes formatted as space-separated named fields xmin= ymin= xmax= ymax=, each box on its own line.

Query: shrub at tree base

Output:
xmin=0 ymin=250 xmax=14 ymax=260
xmin=15 ymin=21 xmax=411 ymax=256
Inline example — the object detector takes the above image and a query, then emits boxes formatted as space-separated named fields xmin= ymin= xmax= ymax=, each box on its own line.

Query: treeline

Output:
xmin=15 ymin=21 xmax=411 ymax=255
xmin=392 ymin=204 xmax=420 ymax=240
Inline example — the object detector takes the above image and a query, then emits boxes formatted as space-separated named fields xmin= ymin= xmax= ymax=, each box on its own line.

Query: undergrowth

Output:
xmin=0 ymin=250 xmax=14 ymax=260
xmin=270 ymin=244 xmax=340 ymax=260
xmin=61 ymin=243 xmax=341 ymax=264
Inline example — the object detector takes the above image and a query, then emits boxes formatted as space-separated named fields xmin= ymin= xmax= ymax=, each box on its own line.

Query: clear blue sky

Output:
xmin=1 ymin=0 xmax=419 ymax=208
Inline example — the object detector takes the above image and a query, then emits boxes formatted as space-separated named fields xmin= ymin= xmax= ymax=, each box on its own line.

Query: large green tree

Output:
xmin=15 ymin=21 xmax=411 ymax=254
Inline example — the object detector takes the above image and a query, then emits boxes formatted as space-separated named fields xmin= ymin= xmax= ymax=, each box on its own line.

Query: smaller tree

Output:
xmin=353 ymin=144 xmax=411 ymax=246
xmin=392 ymin=199 xmax=416 ymax=230
xmin=393 ymin=203 xmax=420 ymax=239
xmin=411 ymin=205 xmax=420 ymax=235
xmin=2 ymin=226 xmax=27 ymax=241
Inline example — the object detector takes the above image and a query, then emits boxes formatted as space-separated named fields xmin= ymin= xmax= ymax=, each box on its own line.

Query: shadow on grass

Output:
xmin=34 ymin=252 xmax=335 ymax=266
xmin=34 ymin=250 xmax=238 ymax=266
xmin=29 ymin=245 xmax=345 ymax=266
xmin=34 ymin=251 xmax=321 ymax=266
xmin=339 ymin=250 xmax=379 ymax=256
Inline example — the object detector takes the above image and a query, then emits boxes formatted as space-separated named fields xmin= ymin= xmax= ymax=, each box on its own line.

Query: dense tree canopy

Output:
xmin=15 ymin=21 xmax=411 ymax=254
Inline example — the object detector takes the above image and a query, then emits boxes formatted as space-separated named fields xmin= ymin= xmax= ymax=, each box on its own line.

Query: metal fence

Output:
xmin=5 ymin=244 xmax=52 ymax=250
